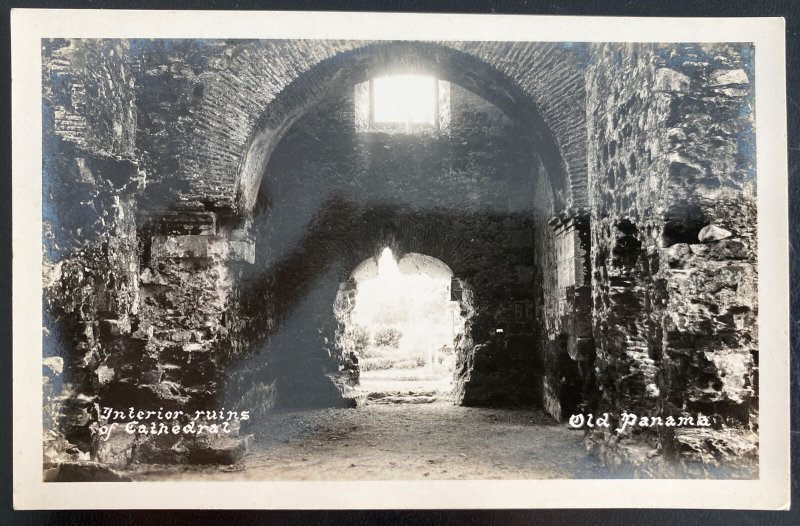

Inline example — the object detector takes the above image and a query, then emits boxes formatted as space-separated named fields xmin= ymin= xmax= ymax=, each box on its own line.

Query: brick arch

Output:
xmin=232 ymin=41 xmax=587 ymax=215
xmin=322 ymin=207 xmax=492 ymax=287
xmin=158 ymin=40 xmax=587 ymax=214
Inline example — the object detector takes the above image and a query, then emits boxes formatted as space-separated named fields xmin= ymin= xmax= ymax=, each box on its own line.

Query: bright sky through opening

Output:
xmin=351 ymin=248 xmax=457 ymax=353
xmin=372 ymin=74 xmax=437 ymax=125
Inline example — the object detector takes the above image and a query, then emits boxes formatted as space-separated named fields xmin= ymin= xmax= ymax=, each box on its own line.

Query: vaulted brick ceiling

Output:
xmin=132 ymin=40 xmax=588 ymax=215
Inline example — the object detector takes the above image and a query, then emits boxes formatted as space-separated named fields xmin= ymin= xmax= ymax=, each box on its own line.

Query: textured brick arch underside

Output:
xmin=175 ymin=40 xmax=588 ymax=215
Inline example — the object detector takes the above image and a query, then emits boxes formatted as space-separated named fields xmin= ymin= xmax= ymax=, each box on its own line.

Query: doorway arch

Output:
xmin=334 ymin=249 xmax=475 ymax=399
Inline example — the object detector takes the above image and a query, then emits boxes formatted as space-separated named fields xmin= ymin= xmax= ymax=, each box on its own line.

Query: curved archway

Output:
xmin=222 ymin=42 xmax=582 ymax=415
xmin=231 ymin=41 xmax=585 ymax=216
xmin=334 ymin=249 xmax=474 ymax=399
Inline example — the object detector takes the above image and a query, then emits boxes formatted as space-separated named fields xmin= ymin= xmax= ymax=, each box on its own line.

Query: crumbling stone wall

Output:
xmin=42 ymin=39 xmax=142 ymax=460
xmin=45 ymin=39 xmax=137 ymax=158
xmin=42 ymin=40 xmax=593 ymax=456
xmin=586 ymin=43 xmax=757 ymax=477
xmin=42 ymin=40 xmax=256 ymax=470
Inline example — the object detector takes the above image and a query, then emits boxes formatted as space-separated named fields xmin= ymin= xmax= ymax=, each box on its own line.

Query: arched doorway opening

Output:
xmin=335 ymin=249 xmax=472 ymax=400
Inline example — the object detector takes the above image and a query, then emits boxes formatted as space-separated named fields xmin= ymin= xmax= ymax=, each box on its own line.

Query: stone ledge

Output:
xmin=187 ymin=435 xmax=254 ymax=465
xmin=586 ymin=426 xmax=759 ymax=479
xmin=139 ymin=210 xmax=217 ymax=236
xmin=150 ymin=235 xmax=255 ymax=263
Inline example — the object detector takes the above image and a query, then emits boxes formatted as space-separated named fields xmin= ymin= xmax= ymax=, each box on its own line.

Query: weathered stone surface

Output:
xmin=140 ymin=210 xmax=217 ymax=236
xmin=43 ymin=356 xmax=64 ymax=376
xmin=95 ymin=427 xmax=136 ymax=468
xmin=654 ymin=68 xmax=691 ymax=92
xmin=138 ymin=381 xmax=191 ymax=404
xmin=150 ymin=234 xmax=255 ymax=263
xmin=99 ymin=317 xmax=131 ymax=338
xmin=95 ymin=364 xmax=115 ymax=385
xmin=227 ymin=239 xmax=256 ymax=264
xmin=44 ymin=39 xmax=137 ymax=158
xmin=187 ymin=435 xmax=253 ymax=465
xmin=150 ymin=235 xmax=222 ymax=260
xmin=585 ymin=428 xmax=660 ymax=478
xmin=54 ymin=461 xmax=133 ymax=482
xmin=709 ymin=69 xmax=749 ymax=86
xmin=698 ymin=224 xmax=733 ymax=242
xmin=719 ymin=87 xmax=750 ymax=97
xmin=672 ymin=427 xmax=758 ymax=477
xmin=666 ymin=243 xmax=692 ymax=266
xmin=134 ymin=440 xmax=190 ymax=465
xmin=689 ymin=239 xmax=747 ymax=259
xmin=587 ymin=42 xmax=756 ymax=473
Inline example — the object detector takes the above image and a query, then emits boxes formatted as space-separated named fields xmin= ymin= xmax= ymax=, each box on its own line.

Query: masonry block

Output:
xmin=141 ymin=210 xmax=217 ymax=236
xmin=150 ymin=235 xmax=222 ymax=260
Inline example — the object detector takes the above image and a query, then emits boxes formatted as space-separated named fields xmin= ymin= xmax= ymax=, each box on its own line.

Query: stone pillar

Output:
xmin=541 ymin=209 xmax=594 ymax=421
xmin=125 ymin=208 xmax=255 ymax=411
xmin=550 ymin=211 xmax=593 ymax=361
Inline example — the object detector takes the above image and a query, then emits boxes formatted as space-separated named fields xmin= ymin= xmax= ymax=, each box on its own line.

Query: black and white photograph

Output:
xmin=10 ymin=9 xmax=790 ymax=510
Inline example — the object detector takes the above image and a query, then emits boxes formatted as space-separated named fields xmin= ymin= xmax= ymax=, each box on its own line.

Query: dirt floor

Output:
xmin=128 ymin=396 xmax=612 ymax=481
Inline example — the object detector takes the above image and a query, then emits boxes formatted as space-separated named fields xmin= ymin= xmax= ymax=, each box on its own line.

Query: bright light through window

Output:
xmin=372 ymin=74 xmax=437 ymax=125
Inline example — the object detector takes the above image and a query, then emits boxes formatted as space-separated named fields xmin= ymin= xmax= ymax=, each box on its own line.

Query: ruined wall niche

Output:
xmin=586 ymin=42 xmax=757 ymax=477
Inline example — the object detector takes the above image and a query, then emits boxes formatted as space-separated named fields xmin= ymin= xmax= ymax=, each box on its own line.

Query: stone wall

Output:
xmin=42 ymin=39 xmax=142 ymax=460
xmin=45 ymin=39 xmax=137 ymax=159
xmin=41 ymin=39 xmax=595 ymax=455
xmin=42 ymin=40 xmax=255 ymax=468
xmin=586 ymin=43 xmax=758 ymax=477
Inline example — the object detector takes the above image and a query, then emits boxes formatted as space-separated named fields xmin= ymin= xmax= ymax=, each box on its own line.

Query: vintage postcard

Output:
xmin=12 ymin=9 xmax=790 ymax=509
